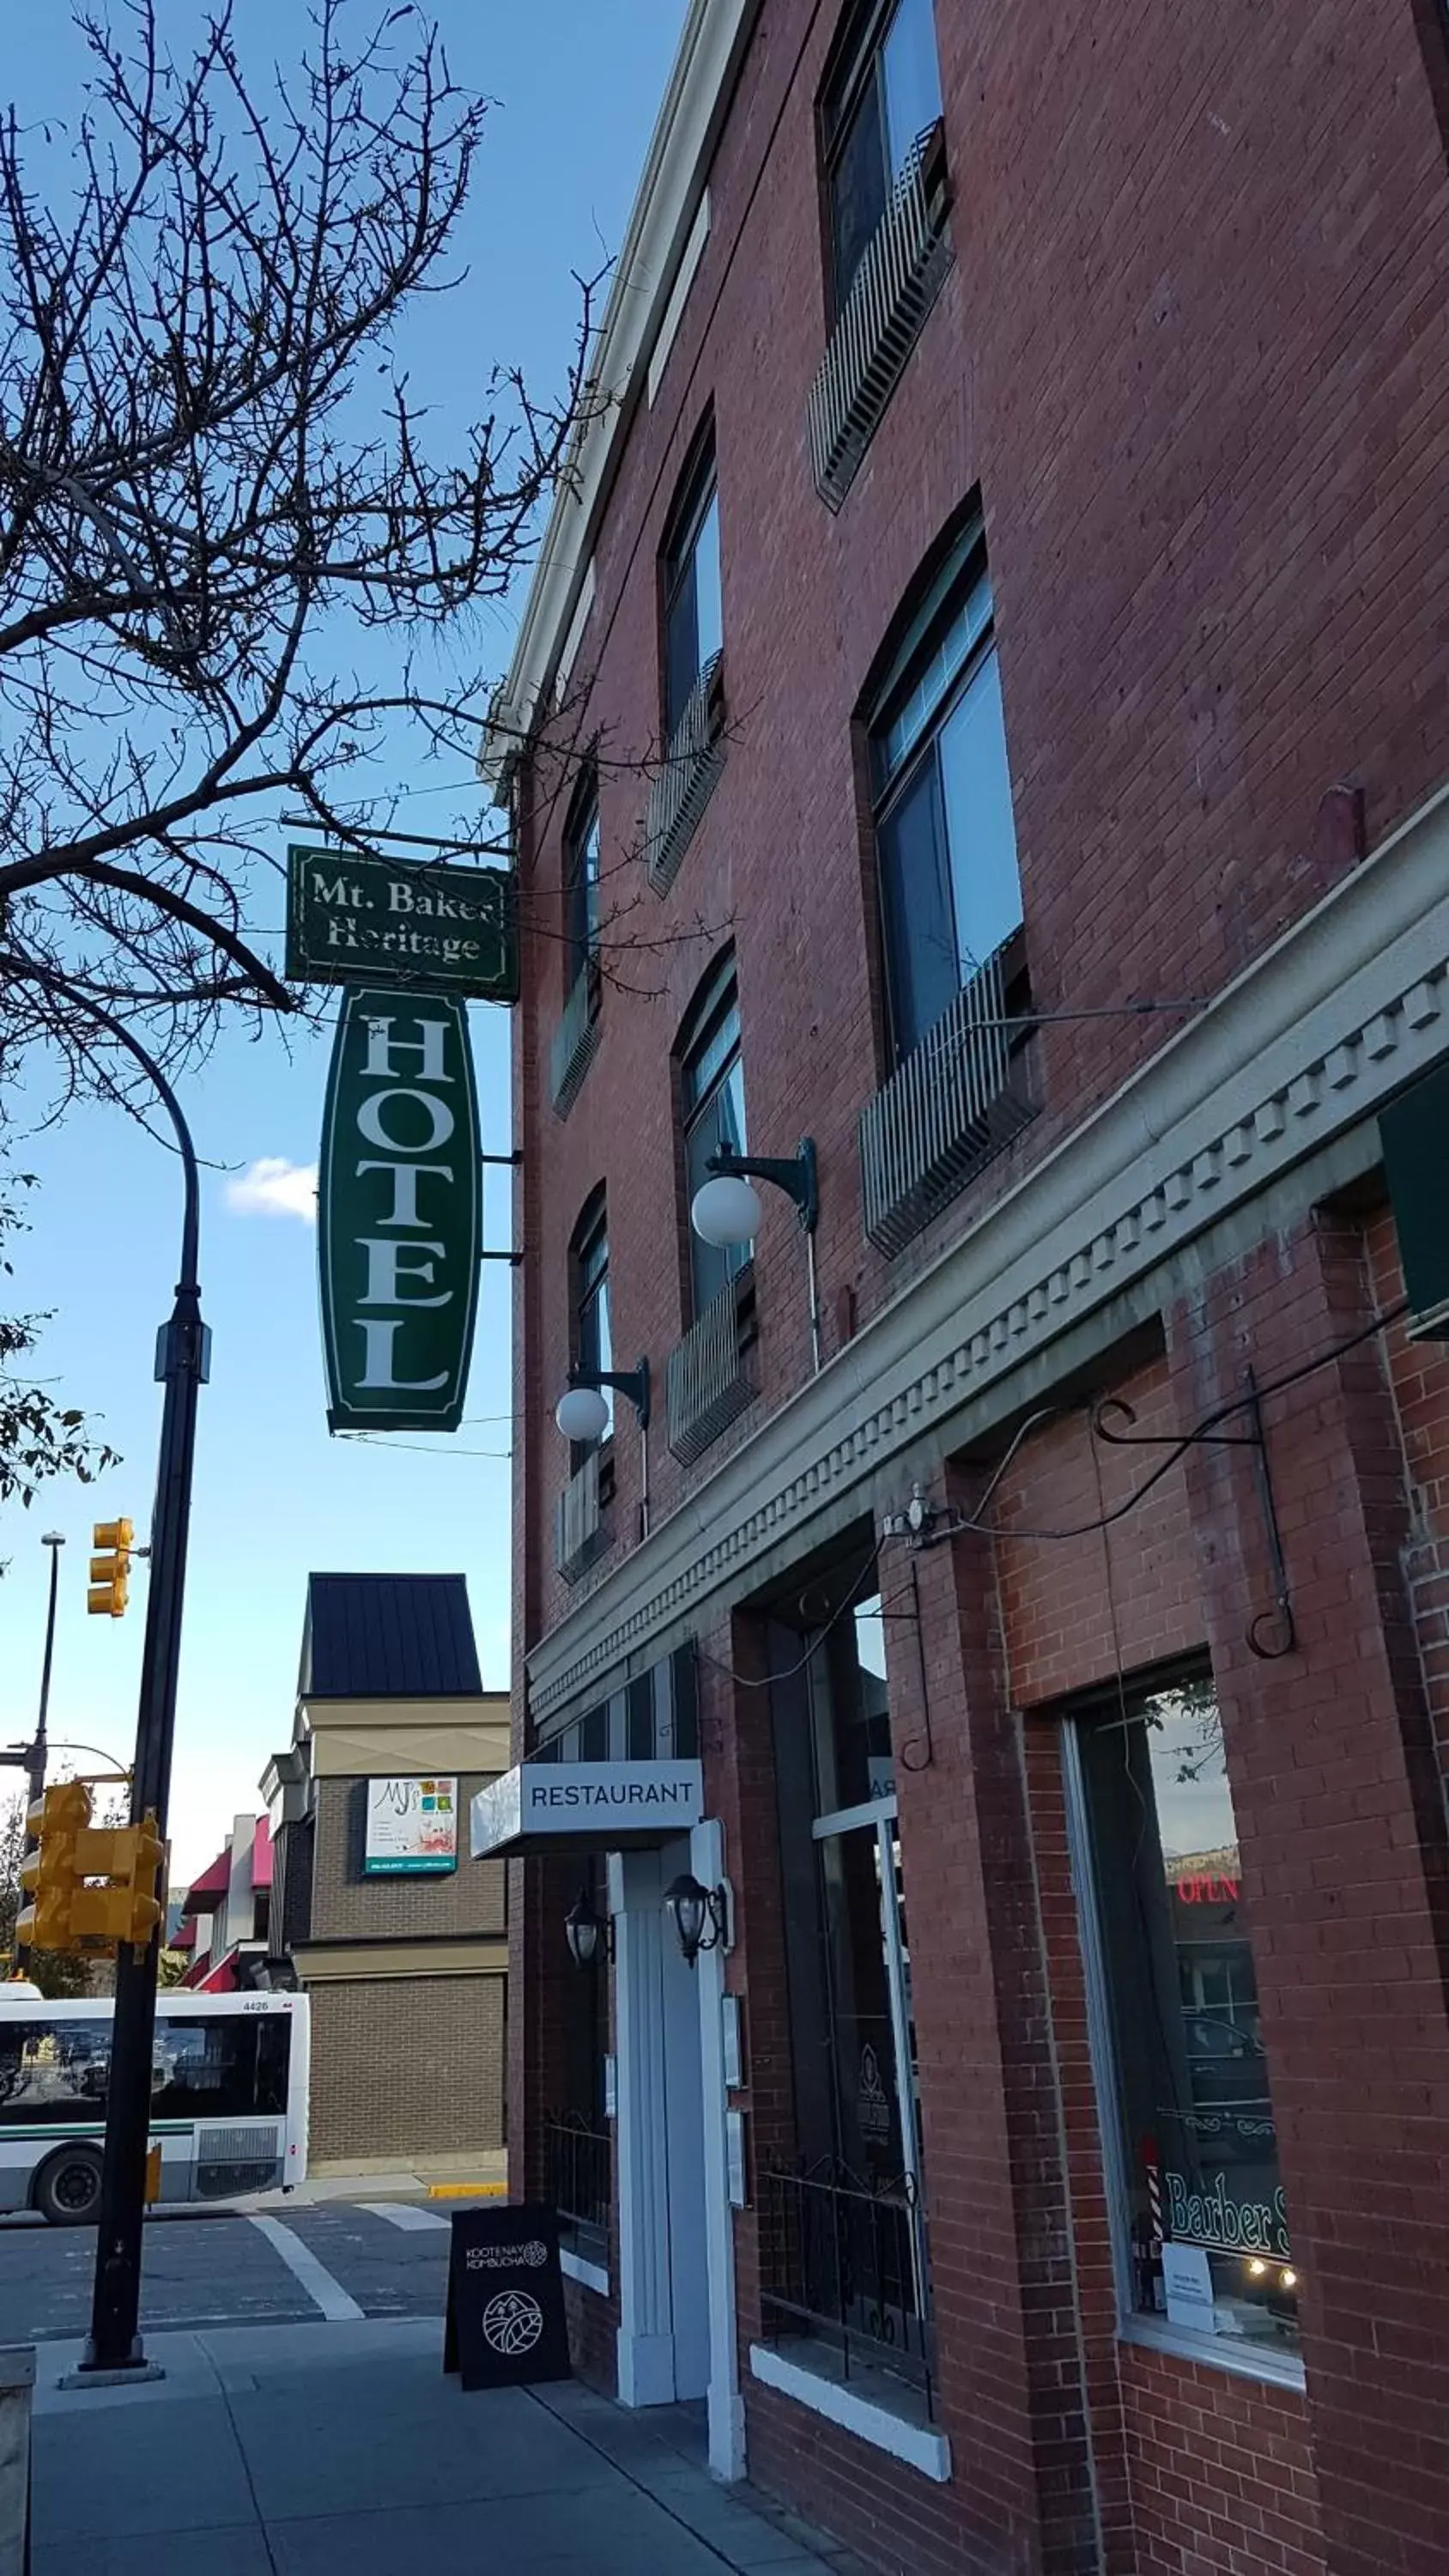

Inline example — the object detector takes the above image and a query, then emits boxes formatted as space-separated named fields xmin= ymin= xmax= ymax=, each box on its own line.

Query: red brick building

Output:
xmin=476 ymin=4 xmax=1449 ymax=2571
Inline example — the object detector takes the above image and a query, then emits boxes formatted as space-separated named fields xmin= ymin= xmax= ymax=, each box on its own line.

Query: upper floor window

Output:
xmin=564 ymin=769 xmax=601 ymax=989
xmin=571 ymin=1189 xmax=612 ymax=1449
xmin=869 ymin=514 xmax=1022 ymax=1062
xmin=678 ymin=954 xmax=746 ymax=1318
xmin=662 ymin=433 xmax=723 ymax=742
xmin=823 ymin=0 xmax=943 ymax=311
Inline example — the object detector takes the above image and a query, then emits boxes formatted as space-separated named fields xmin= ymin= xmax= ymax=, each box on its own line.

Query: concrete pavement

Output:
xmin=28 ymin=2317 xmax=869 ymax=2575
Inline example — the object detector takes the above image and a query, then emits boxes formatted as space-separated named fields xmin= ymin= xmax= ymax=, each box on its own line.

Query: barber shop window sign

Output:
xmin=318 ymin=987 xmax=482 ymax=1432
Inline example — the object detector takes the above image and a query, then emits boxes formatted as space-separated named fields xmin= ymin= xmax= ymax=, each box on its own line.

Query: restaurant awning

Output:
xmin=470 ymin=1759 xmax=704 ymax=1859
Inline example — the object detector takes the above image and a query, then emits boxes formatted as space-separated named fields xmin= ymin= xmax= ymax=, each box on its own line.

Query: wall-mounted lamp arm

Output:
xmin=566 ymin=1356 xmax=651 ymax=1430
xmin=706 ymin=1135 xmax=818 ymax=1233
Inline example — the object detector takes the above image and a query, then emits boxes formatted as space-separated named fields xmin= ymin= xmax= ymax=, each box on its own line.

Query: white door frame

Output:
xmin=607 ymin=1822 xmax=743 ymax=2480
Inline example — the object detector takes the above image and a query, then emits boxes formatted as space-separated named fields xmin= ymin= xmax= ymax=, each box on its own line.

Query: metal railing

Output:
xmin=644 ymin=649 xmax=725 ymax=896
xmin=858 ymin=942 xmax=1036 ymax=1257
xmin=665 ymin=1264 xmax=754 ymax=1465
xmin=807 ymin=123 xmax=951 ymax=513
xmin=555 ymin=1448 xmax=609 ymax=1585
xmin=759 ymin=2156 xmax=936 ymax=2415
xmin=550 ymin=957 xmax=601 ymax=1118
xmin=543 ymin=2111 xmax=612 ymax=2259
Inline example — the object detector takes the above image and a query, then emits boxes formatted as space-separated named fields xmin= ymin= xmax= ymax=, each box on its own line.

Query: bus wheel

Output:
xmin=35 ymin=2145 xmax=104 ymax=2226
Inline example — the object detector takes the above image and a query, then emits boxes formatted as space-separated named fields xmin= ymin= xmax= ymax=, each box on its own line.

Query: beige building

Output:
xmin=262 ymin=1573 xmax=508 ymax=2176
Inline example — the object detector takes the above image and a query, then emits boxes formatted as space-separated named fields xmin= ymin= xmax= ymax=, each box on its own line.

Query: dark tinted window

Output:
xmin=823 ymin=0 xmax=942 ymax=307
xmin=0 ymin=2014 xmax=290 ymax=2125
xmin=564 ymin=772 xmax=602 ymax=985
xmin=870 ymin=525 xmax=1022 ymax=1060
xmin=679 ymin=956 xmax=748 ymax=1318
xmin=662 ymin=439 xmax=723 ymax=739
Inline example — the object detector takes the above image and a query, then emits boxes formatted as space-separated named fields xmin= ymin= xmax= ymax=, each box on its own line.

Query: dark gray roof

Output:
xmin=300 ymin=1573 xmax=484 ymax=1699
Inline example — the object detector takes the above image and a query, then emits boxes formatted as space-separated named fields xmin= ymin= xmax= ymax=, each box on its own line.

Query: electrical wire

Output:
xmin=694 ymin=1540 xmax=883 ymax=1691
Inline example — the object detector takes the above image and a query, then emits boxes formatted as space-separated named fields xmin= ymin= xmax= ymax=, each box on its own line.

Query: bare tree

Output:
xmin=0 ymin=0 xmax=597 ymax=1103
xmin=1 ymin=1169 xmax=118 ymax=1518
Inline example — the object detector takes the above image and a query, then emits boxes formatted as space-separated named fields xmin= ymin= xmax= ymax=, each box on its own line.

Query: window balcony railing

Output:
xmin=550 ymin=957 xmax=601 ymax=1120
xmin=665 ymin=1261 xmax=755 ymax=1466
xmin=807 ymin=122 xmax=951 ymax=513
xmin=858 ymin=941 xmax=1035 ymax=1258
xmin=554 ymin=1448 xmax=609 ymax=1586
xmin=543 ymin=2110 xmax=612 ymax=2269
xmin=643 ymin=648 xmax=725 ymax=897
xmin=758 ymin=2155 xmax=936 ymax=2417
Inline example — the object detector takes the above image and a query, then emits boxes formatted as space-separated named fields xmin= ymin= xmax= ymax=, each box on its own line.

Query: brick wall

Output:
xmin=308 ymin=1776 xmax=506 ymax=1942
xmin=515 ymin=0 xmax=1449 ymax=1649
xmin=1164 ymin=1209 xmax=1449 ymax=2576
xmin=306 ymin=1973 xmax=505 ymax=2163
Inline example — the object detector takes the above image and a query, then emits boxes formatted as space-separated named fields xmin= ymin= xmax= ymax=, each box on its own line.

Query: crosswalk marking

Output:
xmin=358 ymin=2201 xmax=450 ymax=2233
xmin=249 ymin=2214 xmax=365 ymax=2318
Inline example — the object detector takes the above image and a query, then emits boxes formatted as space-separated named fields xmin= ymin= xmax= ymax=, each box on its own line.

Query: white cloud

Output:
xmin=224 ymin=1157 xmax=318 ymax=1223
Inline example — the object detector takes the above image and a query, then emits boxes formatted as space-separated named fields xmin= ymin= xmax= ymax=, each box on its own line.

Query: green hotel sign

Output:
xmin=318 ymin=987 xmax=482 ymax=1433
xmin=286 ymin=844 xmax=517 ymax=999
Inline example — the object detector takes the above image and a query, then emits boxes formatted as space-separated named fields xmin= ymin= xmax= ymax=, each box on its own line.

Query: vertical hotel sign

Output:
xmin=318 ymin=987 xmax=481 ymax=1432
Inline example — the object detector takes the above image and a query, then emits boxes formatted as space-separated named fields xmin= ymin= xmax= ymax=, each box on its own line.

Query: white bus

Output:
xmin=0 ymin=1990 xmax=309 ymax=2225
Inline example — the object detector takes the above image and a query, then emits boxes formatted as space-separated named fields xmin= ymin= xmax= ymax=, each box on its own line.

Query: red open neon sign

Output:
xmin=1175 ymin=1874 xmax=1239 ymax=1905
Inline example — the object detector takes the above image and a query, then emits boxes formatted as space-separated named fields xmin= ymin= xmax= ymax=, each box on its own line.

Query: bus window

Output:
xmin=0 ymin=2021 xmax=113 ymax=2123
xmin=152 ymin=2016 xmax=288 ymax=2122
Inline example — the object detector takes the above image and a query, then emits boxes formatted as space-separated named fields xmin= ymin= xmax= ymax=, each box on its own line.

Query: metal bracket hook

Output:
xmin=1093 ymin=1367 xmax=1297 ymax=1660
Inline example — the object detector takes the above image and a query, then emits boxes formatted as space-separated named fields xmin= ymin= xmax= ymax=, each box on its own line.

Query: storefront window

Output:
xmin=767 ymin=1580 xmax=933 ymax=2401
xmin=1072 ymin=1670 xmax=1298 ymax=2358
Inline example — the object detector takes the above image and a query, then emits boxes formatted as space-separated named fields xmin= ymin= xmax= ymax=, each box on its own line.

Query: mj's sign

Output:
xmin=318 ymin=987 xmax=481 ymax=1432
xmin=286 ymin=844 xmax=517 ymax=1000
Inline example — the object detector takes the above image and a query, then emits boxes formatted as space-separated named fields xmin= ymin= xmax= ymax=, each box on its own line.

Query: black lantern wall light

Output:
xmin=663 ymin=1872 xmax=731 ymax=1968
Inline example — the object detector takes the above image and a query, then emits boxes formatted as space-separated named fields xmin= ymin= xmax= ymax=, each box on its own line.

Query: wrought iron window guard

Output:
xmin=543 ymin=2110 xmax=612 ymax=2258
xmin=808 ymin=122 xmax=952 ymax=513
xmin=644 ymin=650 xmax=726 ymax=896
xmin=859 ymin=941 xmax=1036 ymax=1256
xmin=554 ymin=1447 xmax=611 ymax=1586
xmin=665 ymin=1262 xmax=755 ymax=1465
xmin=550 ymin=956 xmax=602 ymax=1119
xmin=758 ymin=2154 xmax=937 ymax=2418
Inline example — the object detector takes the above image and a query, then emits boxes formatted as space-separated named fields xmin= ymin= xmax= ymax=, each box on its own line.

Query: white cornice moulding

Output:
xmin=526 ymin=781 xmax=1449 ymax=1720
xmin=480 ymin=2 xmax=756 ymax=800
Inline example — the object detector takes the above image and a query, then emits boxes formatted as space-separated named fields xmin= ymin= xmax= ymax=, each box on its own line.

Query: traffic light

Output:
xmin=69 ymin=1813 xmax=167 ymax=1949
xmin=88 ymin=1517 xmax=134 ymax=1617
xmin=16 ymin=1781 xmax=94 ymax=1950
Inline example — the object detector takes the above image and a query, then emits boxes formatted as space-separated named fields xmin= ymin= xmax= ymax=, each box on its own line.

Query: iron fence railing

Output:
xmin=807 ymin=122 xmax=951 ymax=512
xmin=644 ymin=649 xmax=725 ymax=896
xmin=554 ymin=1449 xmax=609 ymax=1586
xmin=550 ymin=957 xmax=601 ymax=1118
xmin=758 ymin=2155 xmax=936 ymax=2415
xmin=543 ymin=2110 xmax=612 ymax=2261
xmin=858 ymin=940 xmax=1035 ymax=1256
xmin=665 ymin=1263 xmax=754 ymax=1464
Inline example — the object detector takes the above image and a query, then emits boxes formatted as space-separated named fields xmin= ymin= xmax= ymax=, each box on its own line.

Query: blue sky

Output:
xmin=0 ymin=0 xmax=688 ymax=1879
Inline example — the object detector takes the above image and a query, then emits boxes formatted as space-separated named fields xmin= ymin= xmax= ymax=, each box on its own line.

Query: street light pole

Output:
xmin=14 ymin=1533 xmax=65 ymax=1979
xmin=77 ymin=1023 xmax=207 ymax=2379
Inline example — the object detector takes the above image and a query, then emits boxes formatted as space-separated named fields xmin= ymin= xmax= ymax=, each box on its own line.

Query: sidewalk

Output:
xmin=29 ymin=2318 xmax=870 ymax=2575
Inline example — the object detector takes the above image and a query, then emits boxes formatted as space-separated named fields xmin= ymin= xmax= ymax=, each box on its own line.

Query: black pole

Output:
xmin=33 ymin=1013 xmax=206 ymax=2379
xmin=14 ymin=1538 xmax=64 ymax=1979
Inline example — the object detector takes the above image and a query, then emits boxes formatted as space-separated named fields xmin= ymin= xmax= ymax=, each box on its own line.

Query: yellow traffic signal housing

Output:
xmin=88 ymin=1517 xmax=134 ymax=1618
xmin=15 ymin=1781 xmax=94 ymax=1951
xmin=70 ymin=1814 xmax=167 ymax=1948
